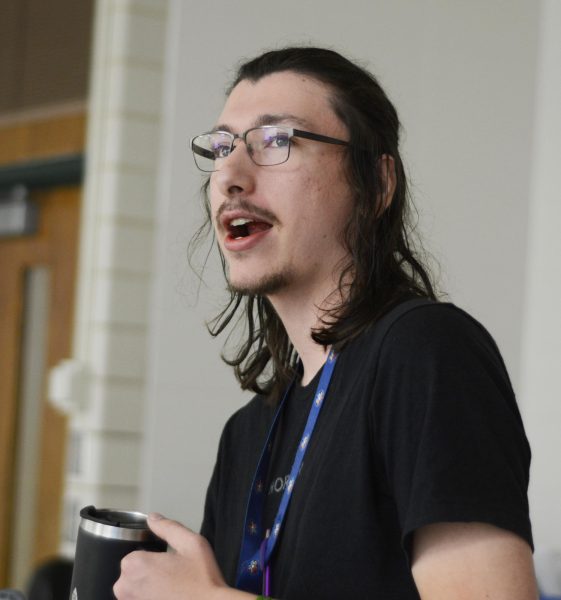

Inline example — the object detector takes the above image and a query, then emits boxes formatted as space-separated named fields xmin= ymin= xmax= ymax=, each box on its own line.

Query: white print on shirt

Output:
xmin=268 ymin=462 xmax=305 ymax=495
xmin=268 ymin=474 xmax=291 ymax=495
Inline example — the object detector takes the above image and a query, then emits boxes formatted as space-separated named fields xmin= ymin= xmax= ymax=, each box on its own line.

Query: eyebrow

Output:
xmin=212 ymin=113 xmax=312 ymax=133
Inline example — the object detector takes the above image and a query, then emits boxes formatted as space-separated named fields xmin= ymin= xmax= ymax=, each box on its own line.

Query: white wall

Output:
xmin=141 ymin=0 xmax=542 ymax=535
xmin=522 ymin=0 xmax=561 ymax=554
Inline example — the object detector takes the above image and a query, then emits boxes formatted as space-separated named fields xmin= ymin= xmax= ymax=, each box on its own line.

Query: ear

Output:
xmin=376 ymin=154 xmax=396 ymax=217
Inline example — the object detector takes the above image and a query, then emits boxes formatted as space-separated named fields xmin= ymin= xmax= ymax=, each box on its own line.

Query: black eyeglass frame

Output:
xmin=190 ymin=125 xmax=350 ymax=172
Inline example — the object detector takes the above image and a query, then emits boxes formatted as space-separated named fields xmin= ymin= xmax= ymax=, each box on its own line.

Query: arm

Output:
xmin=113 ymin=513 xmax=264 ymax=600
xmin=411 ymin=522 xmax=539 ymax=600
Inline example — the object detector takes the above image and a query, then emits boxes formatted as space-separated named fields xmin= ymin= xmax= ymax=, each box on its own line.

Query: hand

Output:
xmin=113 ymin=513 xmax=227 ymax=600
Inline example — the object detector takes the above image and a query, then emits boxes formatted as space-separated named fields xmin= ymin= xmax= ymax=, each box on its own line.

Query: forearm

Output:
xmin=211 ymin=592 xmax=273 ymax=600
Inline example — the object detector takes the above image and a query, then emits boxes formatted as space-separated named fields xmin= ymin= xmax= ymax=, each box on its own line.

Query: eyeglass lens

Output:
xmin=191 ymin=127 xmax=291 ymax=172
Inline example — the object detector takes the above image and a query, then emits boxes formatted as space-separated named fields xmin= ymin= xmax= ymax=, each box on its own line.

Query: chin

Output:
xmin=228 ymin=271 xmax=291 ymax=296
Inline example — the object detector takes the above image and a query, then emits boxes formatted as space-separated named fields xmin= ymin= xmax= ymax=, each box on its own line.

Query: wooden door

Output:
xmin=0 ymin=112 xmax=86 ymax=588
xmin=0 ymin=184 xmax=80 ymax=586
xmin=0 ymin=113 xmax=83 ymax=587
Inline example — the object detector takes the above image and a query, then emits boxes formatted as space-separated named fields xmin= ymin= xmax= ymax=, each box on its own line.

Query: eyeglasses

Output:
xmin=190 ymin=125 xmax=349 ymax=172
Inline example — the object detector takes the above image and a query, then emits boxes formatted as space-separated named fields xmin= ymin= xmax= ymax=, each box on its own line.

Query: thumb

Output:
xmin=147 ymin=512 xmax=194 ymax=551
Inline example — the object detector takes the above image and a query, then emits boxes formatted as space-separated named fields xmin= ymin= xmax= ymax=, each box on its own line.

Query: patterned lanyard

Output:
xmin=236 ymin=350 xmax=338 ymax=593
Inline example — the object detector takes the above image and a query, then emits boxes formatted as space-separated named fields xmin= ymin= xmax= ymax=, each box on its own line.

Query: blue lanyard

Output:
xmin=236 ymin=350 xmax=338 ymax=593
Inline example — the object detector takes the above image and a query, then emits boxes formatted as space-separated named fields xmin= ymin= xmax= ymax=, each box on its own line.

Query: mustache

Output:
xmin=216 ymin=198 xmax=279 ymax=225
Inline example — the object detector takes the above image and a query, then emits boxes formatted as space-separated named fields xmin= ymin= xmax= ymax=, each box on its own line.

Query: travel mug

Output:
xmin=69 ymin=505 xmax=167 ymax=600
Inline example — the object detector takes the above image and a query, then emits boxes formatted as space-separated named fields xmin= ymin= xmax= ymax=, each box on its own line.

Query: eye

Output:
xmin=264 ymin=132 xmax=290 ymax=149
xmin=212 ymin=142 xmax=232 ymax=159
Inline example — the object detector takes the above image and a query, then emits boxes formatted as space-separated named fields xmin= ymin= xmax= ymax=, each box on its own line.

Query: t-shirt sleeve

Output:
xmin=200 ymin=432 xmax=223 ymax=548
xmin=199 ymin=410 xmax=239 ymax=548
xmin=369 ymin=304 xmax=533 ymax=560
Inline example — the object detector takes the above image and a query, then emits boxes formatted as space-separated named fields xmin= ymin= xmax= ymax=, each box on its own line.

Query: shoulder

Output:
xmin=382 ymin=301 xmax=509 ymax=377
xmin=218 ymin=393 xmax=273 ymax=451
xmin=381 ymin=301 xmax=502 ymax=355
xmin=356 ymin=299 xmax=508 ymax=374
xmin=345 ymin=299 xmax=506 ymax=371
xmin=341 ymin=299 xmax=516 ymax=413
xmin=365 ymin=300 xmax=522 ymax=434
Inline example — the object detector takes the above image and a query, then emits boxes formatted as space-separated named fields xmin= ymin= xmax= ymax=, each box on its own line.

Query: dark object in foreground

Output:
xmin=26 ymin=556 xmax=73 ymax=600
xmin=69 ymin=506 xmax=167 ymax=600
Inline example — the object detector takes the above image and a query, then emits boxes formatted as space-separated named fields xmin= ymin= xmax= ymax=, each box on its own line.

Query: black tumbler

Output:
xmin=69 ymin=505 xmax=167 ymax=600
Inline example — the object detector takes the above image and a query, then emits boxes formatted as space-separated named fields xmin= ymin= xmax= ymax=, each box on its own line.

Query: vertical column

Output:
xmin=52 ymin=0 xmax=170 ymax=556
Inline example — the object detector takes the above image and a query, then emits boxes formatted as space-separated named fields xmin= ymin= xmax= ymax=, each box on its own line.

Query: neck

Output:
xmin=267 ymin=280 xmax=343 ymax=386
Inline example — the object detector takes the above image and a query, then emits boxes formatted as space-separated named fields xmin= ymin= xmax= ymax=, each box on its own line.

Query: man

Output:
xmin=114 ymin=47 xmax=538 ymax=599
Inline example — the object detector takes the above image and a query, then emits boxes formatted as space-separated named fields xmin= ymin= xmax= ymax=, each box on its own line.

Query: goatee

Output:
xmin=228 ymin=271 xmax=291 ymax=296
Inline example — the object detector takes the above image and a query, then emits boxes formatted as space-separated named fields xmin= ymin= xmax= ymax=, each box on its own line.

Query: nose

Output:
xmin=212 ymin=137 xmax=256 ymax=197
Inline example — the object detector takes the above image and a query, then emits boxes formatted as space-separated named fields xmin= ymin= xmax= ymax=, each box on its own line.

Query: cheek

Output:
xmin=208 ymin=179 xmax=219 ymax=214
xmin=301 ymin=166 xmax=353 ymax=235
xmin=208 ymin=182 xmax=223 ymax=233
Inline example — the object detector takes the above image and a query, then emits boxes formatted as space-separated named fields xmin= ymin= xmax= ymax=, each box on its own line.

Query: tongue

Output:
xmin=247 ymin=221 xmax=271 ymax=235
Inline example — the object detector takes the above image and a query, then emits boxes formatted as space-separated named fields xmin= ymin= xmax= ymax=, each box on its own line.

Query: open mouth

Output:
xmin=227 ymin=217 xmax=272 ymax=240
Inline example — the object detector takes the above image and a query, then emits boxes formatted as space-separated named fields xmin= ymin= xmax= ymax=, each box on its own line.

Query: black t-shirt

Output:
xmin=200 ymin=299 xmax=533 ymax=600
xmin=262 ymin=373 xmax=321 ymax=534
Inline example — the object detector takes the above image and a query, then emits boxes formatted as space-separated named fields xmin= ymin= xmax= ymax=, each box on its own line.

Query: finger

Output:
xmin=120 ymin=548 xmax=167 ymax=579
xmin=115 ymin=550 xmax=164 ymax=598
xmin=146 ymin=513 xmax=194 ymax=552
xmin=120 ymin=548 xmax=151 ymax=570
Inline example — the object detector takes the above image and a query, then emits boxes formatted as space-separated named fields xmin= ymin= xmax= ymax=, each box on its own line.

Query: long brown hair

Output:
xmin=190 ymin=47 xmax=438 ymax=403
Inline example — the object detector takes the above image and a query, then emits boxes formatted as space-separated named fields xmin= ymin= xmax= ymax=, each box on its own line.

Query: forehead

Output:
xmin=216 ymin=71 xmax=344 ymax=134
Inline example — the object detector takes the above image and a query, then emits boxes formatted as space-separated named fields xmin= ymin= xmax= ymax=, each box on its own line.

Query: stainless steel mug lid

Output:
xmin=79 ymin=505 xmax=155 ymax=541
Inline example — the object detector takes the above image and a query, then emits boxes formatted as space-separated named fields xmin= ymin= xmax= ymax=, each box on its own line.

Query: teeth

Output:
xmin=230 ymin=217 xmax=253 ymax=227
